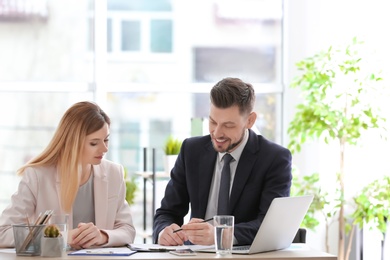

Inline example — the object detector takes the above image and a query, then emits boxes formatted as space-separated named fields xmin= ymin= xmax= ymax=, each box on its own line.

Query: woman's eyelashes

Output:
xmin=90 ymin=139 xmax=109 ymax=146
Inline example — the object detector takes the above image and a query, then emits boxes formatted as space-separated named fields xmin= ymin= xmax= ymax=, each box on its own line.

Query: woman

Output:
xmin=0 ymin=101 xmax=136 ymax=249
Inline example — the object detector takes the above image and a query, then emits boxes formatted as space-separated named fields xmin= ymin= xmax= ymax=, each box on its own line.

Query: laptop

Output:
xmin=196 ymin=195 xmax=313 ymax=254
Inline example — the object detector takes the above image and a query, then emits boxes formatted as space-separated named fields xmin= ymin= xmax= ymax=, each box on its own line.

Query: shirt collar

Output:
xmin=218 ymin=129 xmax=249 ymax=162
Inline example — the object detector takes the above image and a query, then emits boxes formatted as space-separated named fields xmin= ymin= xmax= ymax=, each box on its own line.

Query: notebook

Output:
xmin=196 ymin=195 xmax=313 ymax=254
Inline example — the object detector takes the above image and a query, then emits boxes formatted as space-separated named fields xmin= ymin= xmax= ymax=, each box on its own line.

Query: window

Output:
xmin=106 ymin=0 xmax=173 ymax=55
xmin=0 ymin=0 xmax=284 ymax=244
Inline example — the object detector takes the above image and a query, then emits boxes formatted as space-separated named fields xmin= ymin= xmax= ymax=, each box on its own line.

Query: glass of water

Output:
xmin=214 ymin=215 xmax=234 ymax=255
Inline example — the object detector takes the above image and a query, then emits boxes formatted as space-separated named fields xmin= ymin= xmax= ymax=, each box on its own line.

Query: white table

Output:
xmin=0 ymin=244 xmax=337 ymax=260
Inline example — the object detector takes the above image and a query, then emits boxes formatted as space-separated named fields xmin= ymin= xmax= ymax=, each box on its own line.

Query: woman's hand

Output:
xmin=69 ymin=222 xmax=108 ymax=249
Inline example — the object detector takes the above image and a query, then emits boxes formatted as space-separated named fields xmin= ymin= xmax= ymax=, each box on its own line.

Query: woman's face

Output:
xmin=81 ymin=123 xmax=110 ymax=165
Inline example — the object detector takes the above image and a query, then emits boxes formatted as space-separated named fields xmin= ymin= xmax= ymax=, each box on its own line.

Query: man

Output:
xmin=153 ymin=77 xmax=292 ymax=246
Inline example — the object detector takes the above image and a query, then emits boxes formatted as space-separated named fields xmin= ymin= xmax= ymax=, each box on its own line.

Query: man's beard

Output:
xmin=213 ymin=129 xmax=245 ymax=153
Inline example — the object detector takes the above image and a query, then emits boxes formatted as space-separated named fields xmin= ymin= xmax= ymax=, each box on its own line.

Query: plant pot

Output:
xmin=40 ymin=236 xmax=63 ymax=257
xmin=164 ymin=154 xmax=178 ymax=174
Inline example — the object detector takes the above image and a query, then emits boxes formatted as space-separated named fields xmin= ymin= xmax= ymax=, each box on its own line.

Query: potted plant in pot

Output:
xmin=124 ymin=168 xmax=138 ymax=206
xmin=291 ymin=171 xmax=336 ymax=253
xmin=291 ymin=171 xmax=329 ymax=231
xmin=41 ymin=224 xmax=63 ymax=257
xmin=287 ymin=37 xmax=388 ymax=260
xmin=163 ymin=135 xmax=182 ymax=174
xmin=352 ymin=175 xmax=390 ymax=260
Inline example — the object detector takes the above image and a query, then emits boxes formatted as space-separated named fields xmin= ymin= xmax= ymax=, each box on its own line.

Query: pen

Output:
xmin=86 ymin=250 xmax=114 ymax=254
xmin=148 ymin=248 xmax=171 ymax=252
xmin=172 ymin=217 xmax=214 ymax=233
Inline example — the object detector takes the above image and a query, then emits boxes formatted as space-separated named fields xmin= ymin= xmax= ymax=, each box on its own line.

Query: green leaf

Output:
xmin=163 ymin=136 xmax=182 ymax=155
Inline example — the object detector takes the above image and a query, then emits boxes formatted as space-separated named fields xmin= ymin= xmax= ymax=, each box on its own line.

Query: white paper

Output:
xmin=68 ymin=247 xmax=135 ymax=255
xmin=129 ymin=243 xmax=190 ymax=251
xmin=0 ymin=248 xmax=16 ymax=254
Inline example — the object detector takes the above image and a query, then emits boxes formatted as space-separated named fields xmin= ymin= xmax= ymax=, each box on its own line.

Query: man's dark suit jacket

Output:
xmin=153 ymin=129 xmax=292 ymax=245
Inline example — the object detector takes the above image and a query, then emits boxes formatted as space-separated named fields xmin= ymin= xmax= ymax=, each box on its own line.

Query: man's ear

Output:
xmin=246 ymin=112 xmax=257 ymax=128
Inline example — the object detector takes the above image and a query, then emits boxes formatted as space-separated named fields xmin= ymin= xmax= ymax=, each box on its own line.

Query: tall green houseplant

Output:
xmin=287 ymin=37 xmax=386 ymax=260
xmin=290 ymin=171 xmax=330 ymax=233
xmin=352 ymin=175 xmax=390 ymax=260
xmin=353 ymin=175 xmax=390 ymax=235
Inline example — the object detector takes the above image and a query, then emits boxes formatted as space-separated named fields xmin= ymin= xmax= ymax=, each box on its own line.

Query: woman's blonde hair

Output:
xmin=17 ymin=101 xmax=110 ymax=212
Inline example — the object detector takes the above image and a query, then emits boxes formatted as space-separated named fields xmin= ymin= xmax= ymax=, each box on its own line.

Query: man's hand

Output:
xmin=181 ymin=218 xmax=214 ymax=245
xmin=158 ymin=224 xmax=188 ymax=246
xmin=69 ymin=222 xmax=108 ymax=249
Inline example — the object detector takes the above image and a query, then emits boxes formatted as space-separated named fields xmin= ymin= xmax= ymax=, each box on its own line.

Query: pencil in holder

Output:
xmin=12 ymin=224 xmax=45 ymax=256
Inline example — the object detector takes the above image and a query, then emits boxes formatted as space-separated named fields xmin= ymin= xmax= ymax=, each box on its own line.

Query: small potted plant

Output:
xmin=163 ymin=135 xmax=182 ymax=174
xmin=41 ymin=224 xmax=63 ymax=257
xmin=124 ymin=169 xmax=138 ymax=206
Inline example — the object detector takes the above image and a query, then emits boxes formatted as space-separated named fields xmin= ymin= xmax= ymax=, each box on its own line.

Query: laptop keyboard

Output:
xmin=233 ymin=245 xmax=250 ymax=251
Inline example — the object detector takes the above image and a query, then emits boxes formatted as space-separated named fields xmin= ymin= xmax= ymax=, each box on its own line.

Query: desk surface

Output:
xmin=0 ymin=244 xmax=336 ymax=260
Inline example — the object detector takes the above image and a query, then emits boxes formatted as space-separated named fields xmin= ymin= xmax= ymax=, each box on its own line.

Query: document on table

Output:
xmin=68 ymin=247 xmax=136 ymax=256
xmin=0 ymin=248 xmax=16 ymax=254
xmin=128 ymin=244 xmax=215 ymax=252
xmin=129 ymin=243 xmax=189 ymax=252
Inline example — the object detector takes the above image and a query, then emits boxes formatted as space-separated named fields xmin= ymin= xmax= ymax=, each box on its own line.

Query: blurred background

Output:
xmin=0 ymin=1 xmax=389 ymax=259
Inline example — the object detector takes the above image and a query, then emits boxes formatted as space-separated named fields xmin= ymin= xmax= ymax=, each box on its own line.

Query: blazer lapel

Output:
xmin=93 ymin=164 xmax=108 ymax=227
xmin=229 ymin=130 xmax=259 ymax=212
xmin=198 ymin=140 xmax=218 ymax=217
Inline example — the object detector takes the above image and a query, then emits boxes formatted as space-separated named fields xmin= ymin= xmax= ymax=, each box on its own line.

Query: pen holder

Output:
xmin=13 ymin=224 xmax=45 ymax=256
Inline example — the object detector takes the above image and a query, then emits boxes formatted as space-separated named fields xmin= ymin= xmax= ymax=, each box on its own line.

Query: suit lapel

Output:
xmin=93 ymin=164 xmax=108 ymax=227
xmin=229 ymin=130 xmax=259 ymax=212
xmin=198 ymin=140 xmax=217 ymax=216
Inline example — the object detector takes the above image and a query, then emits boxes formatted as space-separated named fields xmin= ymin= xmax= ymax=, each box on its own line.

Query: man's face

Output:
xmin=209 ymin=104 xmax=255 ymax=153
